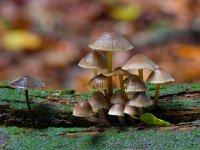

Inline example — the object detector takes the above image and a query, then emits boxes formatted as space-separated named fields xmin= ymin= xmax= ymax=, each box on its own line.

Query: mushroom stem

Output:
xmin=154 ymin=84 xmax=160 ymax=112
xmin=138 ymin=108 xmax=143 ymax=116
xmin=107 ymin=51 xmax=113 ymax=98
xmin=138 ymin=69 xmax=143 ymax=80
xmin=119 ymin=74 xmax=128 ymax=101
xmin=117 ymin=116 xmax=126 ymax=126
xmin=93 ymin=69 xmax=98 ymax=77
xmin=25 ymin=90 xmax=36 ymax=128
xmin=98 ymin=109 xmax=111 ymax=126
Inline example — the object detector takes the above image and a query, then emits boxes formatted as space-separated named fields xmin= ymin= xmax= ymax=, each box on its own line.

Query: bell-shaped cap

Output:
xmin=9 ymin=76 xmax=45 ymax=90
xmin=122 ymin=54 xmax=158 ymax=71
xmin=110 ymin=90 xmax=126 ymax=104
xmin=108 ymin=104 xmax=124 ymax=116
xmin=89 ymin=32 xmax=133 ymax=52
xmin=78 ymin=51 xmax=107 ymax=69
xmin=146 ymin=68 xmax=175 ymax=84
xmin=73 ymin=101 xmax=93 ymax=117
xmin=87 ymin=74 xmax=108 ymax=90
xmin=129 ymin=92 xmax=152 ymax=108
xmin=104 ymin=67 xmax=132 ymax=77
xmin=124 ymin=75 xmax=147 ymax=92
xmin=88 ymin=91 xmax=109 ymax=109
xmin=124 ymin=102 xmax=137 ymax=116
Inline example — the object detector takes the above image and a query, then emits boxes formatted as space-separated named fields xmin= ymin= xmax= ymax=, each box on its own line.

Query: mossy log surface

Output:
xmin=0 ymin=81 xmax=199 ymax=149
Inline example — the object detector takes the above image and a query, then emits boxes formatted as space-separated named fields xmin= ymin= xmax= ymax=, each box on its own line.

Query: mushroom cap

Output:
xmin=88 ymin=91 xmax=109 ymax=109
xmin=146 ymin=68 xmax=175 ymax=84
xmin=78 ymin=51 xmax=107 ymax=69
xmin=89 ymin=32 xmax=133 ymax=52
xmin=124 ymin=102 xmax=137 ymax=116
xmin=9 ymin=76 xmax=45 ymax=90
xmin=73 ymin=101 xmax=93 ymax=117
xmin=108 ymin=104 xmax=124 ymax=116
xmin=122 ymin=54 xmax=158 ymax=71
xmin=110 ymin=90 xmax=126 ymax=104
xmin=87 ymin=74 xmax=108 ymax=90
xmin=104 ymin=67 xmax=132 ymax=77
xmin=124 ymin=75 xmax=147 ymax=92
xmin=129 ymin=92 xmax=152 ymax=108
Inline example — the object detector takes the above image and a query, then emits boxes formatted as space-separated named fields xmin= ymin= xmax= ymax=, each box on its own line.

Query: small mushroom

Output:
xmin=104 ymin=67 xmax=131 ymax=100
xmin=122 ymin=54 xmax=158 ymax=80
xmin=108 ymin=103 xmax=126 ymax=125
xmin=87 ymin=74 xmax=109 ymax=97
xmin=124 ymin=102 xmax=137 ymax=117
xmin=124 ymin=75 xmax=147 ymax=92
xmin=88 ymin=92 xmax=111 ymax=126
xmin=146 ymin=68 xmax=174 ymax=111
xmin=129 ymin=92 xmax=152 ymax=115
xmin=124 ymin=102 xmax=138 ymax=124
xmin=9 ymin=76 xmax=45 ymax=128
xmin=110 ymin=90 xmax=127 ymax=104
xmin=78 ymin=51 xmax=107 ymax=77
xmin=73 ymin=100 xmax=109 ymax=125
xmin=89 ymin=32 xmax=133 ymax=97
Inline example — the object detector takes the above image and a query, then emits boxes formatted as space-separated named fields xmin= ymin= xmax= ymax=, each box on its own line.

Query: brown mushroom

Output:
xmin=124 ymin=101 xmax=138 ymax=124
xmin=87 ymin=74 xmax=109 ymax=97
xmin=110 ymin=90 xmax=127 ymax=104
xmin=124 ymin=75 xmax=147 ymax=92
xmin=89 ymin=32 xmax=133 ymax=97
xmin=146 ymin=68 xmax=174 ymax=111
xmin=9 ymin=76 xmax=45 ymax=128
xmin=129 ymin=92 xmax=152 ymax=115
xmin=78 ymin=51 xmax=107 ymax=77
xmin=88 ymin=92 xmax=110 ymax=126
xmin=73 ymin=100 xmax=110 ymax=126
xmin=108 ymin=103 xmax=126 ymax=125
xmin=122 ymin=54 xmax=158 ymax=80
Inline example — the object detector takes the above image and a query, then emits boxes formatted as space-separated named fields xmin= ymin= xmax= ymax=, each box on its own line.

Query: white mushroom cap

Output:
xmin=9 ymin=76 xmax=45 ymax=90
xmin=89 ymin=32 xmax=133 ymax=52
xmin=146 ymin=68 xmax=175 ymax=84
xmin=88 ymin=91 xmax=109 ymax=109
xmin=122 ymin=54 xmax=158 ymax=71
xmin=108 ymin=104 xmax=124 ymax=116
xmin=110 ymin=90 xmax=126 ymax=104
xmin=73 ymin=101 xmax=93 ymax=117
xmin=129 ymin=92 xmax=152 ymax=108
xmin=78 ymin=51 xmax=107 ymax=69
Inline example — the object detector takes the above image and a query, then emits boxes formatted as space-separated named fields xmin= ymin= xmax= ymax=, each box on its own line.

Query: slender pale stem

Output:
xmin=98 ymin=109 xmax=111 ymax=126
xmin=154 ymin=84 xmax=160 ymax=112
xmin=119 ymin=74 xmax=128 ymax=101
xmin=118 ymin=116 xmax=126 ymax=126
xmin=25 ymin=90 xmax=36 ymax=128
xmin=138 ymin=108 xmax=143 ymax=116
xmin=138 ymin=69 xmax=143 ymax=80
xmin=107 ymin=51 xmax=113 ymax=98
xmin=93 ymin=69 xmax=98 ymax=77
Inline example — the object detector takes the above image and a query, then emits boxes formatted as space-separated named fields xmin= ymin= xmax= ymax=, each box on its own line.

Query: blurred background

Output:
xmin=0 ymin=0 xmax=200 ymax=92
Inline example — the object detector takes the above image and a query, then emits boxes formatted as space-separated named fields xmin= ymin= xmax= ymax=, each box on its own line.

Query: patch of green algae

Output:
xmin=1 ymin=126 xmax=199 ymax=150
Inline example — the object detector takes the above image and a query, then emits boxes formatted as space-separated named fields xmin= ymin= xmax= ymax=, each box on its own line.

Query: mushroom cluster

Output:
xmin=74 ymin=31 xmax=175 ymax=126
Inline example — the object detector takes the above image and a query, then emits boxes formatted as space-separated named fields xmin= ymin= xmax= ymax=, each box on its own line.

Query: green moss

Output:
xmin=1 ymin=126 xmax=199 ymax=150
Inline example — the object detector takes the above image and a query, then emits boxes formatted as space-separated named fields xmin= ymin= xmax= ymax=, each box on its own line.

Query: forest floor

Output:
xmin=0 ymin=82 xmax=199 ymax=150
